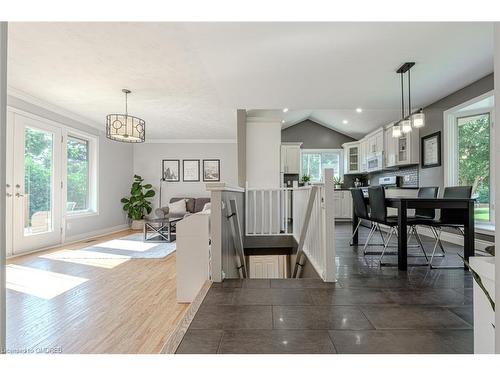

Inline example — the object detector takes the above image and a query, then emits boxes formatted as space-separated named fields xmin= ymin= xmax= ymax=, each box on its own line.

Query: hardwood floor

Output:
xmin=6 ymin=230 xmax=188 ymax=354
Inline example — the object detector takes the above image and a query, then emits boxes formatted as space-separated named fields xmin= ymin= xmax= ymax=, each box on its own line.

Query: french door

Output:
xmin=6 ymin=112 xmax=62 ymax=255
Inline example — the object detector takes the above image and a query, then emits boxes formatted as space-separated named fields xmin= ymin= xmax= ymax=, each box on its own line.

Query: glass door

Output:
xmin=11 ymin=114 xmax=62 ymax=254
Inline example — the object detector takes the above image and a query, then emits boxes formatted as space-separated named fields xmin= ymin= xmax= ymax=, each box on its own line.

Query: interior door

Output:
xmin=11 ymin=113 xmax=62 ymax=254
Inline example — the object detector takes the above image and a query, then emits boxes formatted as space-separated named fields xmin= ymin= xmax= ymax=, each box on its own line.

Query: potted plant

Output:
xmin=121 ymin=174 xmax=156 ymax=230
xmin=333 ymin=176 xmax=343 ymax=189
xmin=301 ymin=175 xmax=311 ymax=186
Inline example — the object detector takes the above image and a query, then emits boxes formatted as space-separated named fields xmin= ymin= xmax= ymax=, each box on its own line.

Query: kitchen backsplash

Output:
xmin=368 ymin=165 xmax=419 ymax=187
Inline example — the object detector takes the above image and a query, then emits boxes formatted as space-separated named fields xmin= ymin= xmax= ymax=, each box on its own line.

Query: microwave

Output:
xmin=366 ymin=152 xmax=383 ymax=172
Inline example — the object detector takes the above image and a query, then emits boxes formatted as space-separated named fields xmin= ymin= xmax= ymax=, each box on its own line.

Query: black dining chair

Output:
xmin=368 ymin=186 xmax=428 ymax=267
xmin=406 ymin=186 xmax=441 ymax=260
xmin=350 ymin=188 xmax=384 ymax=252
xmin=427 ymin=186 xmax=473 ymax=269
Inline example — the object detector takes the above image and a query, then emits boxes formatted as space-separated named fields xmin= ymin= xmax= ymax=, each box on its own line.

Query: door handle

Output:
xmin=15 ymin=192 xmax=24 ymax=197
xmin=6 ymin=193 xmax=12 ymax=197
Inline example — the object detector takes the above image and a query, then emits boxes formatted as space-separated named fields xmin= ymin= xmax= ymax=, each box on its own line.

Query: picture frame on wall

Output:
xmin=203 ymin=159 xmax=221 ymax=182
xmin=421 ymin=131 xmax=441 ymax=169
xmin=183 ymin=159 xmax=200 ymax=182
xmin=162 ymin=159 xmax=180 ymax=181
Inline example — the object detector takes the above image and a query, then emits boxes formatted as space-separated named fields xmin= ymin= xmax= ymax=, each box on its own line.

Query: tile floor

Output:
xmin=176 ymin=223 xmax=474 ymax=354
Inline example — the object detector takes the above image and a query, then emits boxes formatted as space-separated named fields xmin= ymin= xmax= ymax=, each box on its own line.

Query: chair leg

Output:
xmin=362 ymin=224 xmax=376 ymax=253
xmin=378 ymin=227 xmax=394 ymax=265
xmin=413 ymin=227 xmax=429 ymax=262
xmin=349 ymin=219 xmax=362 ymax=245
xmin=430 ymin=226 xmax=446 ymax=255
xmin=376 ymin=224 xmax=386 ymax=244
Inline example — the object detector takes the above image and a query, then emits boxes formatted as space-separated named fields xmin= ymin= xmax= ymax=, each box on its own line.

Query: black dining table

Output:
xmin=352 ymin=197 xmax=475 ymax=270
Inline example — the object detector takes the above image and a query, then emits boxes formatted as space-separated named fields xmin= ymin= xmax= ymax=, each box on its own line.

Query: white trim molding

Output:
xmin=144 ymin=138 xmax=236 ymax=144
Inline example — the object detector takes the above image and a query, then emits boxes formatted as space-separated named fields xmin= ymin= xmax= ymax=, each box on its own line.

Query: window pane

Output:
xmin=24 ymin=127 xmax=53 ymax=235
xmin=457 ymin=113 xmax=490 ymax=222
xmin=67 ymin=136 xmax=90 ymax=212
xmin=322 ymin=152 xmax=340 ymax=179
xmin=301 ymin=153 xmax=321 ymax=182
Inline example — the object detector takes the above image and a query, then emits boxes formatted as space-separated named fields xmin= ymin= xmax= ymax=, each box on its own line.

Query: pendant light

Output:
xmin=106 ymin=89 xmax=146 ymax=143
xmin=393 ymin=62 xmax=425 ymax=138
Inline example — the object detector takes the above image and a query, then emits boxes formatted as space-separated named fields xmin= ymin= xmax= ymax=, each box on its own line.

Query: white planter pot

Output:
xmin=131 ymin=219 xmax=145 ymax=230
xmin=334 ymin=184 xmax=342 ymax=189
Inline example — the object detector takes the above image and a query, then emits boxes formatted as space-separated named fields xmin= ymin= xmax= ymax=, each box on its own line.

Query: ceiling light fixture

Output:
xmin=356 ymin=108 xmax=363 ymax=113
xmin=342 ymin=120 xmax=348 ymax=124
xmin=283 ymin=108 xmax=289 ymax=113
xmin=393 ymin=62 xmax=425 ymax=138
xmin=106 ymin=89 xmax=145 ymax=143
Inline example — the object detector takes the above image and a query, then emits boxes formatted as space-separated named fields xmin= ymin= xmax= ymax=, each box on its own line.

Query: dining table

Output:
xmin=351 ymin=197 xmax=476 ymax=270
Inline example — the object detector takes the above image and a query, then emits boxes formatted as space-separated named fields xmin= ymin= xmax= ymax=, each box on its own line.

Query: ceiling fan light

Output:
xmin=392 ymin=124 xmax=402 ymax=138
xmin=401 ymin=119 xmax=412 ymax=134
xmin=411 ymin=112 xmax=425 ymax=128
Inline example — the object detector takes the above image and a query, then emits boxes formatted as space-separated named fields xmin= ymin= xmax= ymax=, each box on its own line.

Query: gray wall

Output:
xmin=419 ymin=73 xmax=494 ymax=191
xmin=133 ymin=142 xmax=238 ymax=211
xmin=7 ymin=96 xmax=134 ymax=241
xmin=281 ymin=119 xmax=356 ymax=148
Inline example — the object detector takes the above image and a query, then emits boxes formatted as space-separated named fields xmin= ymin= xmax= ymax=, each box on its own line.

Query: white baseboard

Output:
xmin=64 ymin=224 xmax=130 ymax=244
xmin=7 ymin=223 xmax=130 ymax=259
xmin=378 ymin=224 xmax=493 ymax=251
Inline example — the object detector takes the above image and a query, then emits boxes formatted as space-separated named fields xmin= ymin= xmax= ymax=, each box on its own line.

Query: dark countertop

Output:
xmin=340 ymin=186 xmax=419 ymax=190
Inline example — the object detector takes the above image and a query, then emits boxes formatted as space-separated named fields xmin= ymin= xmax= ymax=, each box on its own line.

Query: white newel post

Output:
xmin=323 ymin=168 xmax=337 ymax=282
xmin=494 ymin=21 xmax=500 ymax=353
xmin=209 ymin=188 xmax=223 ymax=282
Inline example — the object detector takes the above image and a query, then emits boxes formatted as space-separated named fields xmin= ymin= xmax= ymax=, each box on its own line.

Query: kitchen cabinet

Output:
xmin=383 ymin=124 xmax=420 ymax=167
xmin=359 ymin=139 xmax=368 ymax=172
xmin=281 ymin=143 xmax=302 ymax=174
xmin=384 ymin=126 xmax=398 ymax=167
xmin=343 ymin=142 xmax=360 ymax=174
xmin=334 ymin=190 xmax=353 ymax=220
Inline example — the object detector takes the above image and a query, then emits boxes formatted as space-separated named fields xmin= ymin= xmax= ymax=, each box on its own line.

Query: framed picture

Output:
xmin=183 ymin=159 xmax=200 ymax=182
xmin=162 ymin=159 xmax=180 ymax=181
xmin=203 ymin=159 xmax=221 ymax=182
xmin=421 ymin=131 xmax=441 ymax=169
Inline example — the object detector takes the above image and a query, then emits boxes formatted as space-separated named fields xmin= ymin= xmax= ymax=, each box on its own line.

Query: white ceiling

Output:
xmin=7 ymin=22 xmax=494 ymax=140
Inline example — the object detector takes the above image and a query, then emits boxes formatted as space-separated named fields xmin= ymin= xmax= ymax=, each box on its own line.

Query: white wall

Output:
xmin=7 ymin=96 xmax=133 ymax=242
xmin=0 ymin=21 xmax=8 ymax=353
xmin=495 ymin=22 xmax=500 ymax=354
xmin=246 ymin=119 xmax=281 ymax=189
xmin=133 ymin=142 xmax=238 ymax=210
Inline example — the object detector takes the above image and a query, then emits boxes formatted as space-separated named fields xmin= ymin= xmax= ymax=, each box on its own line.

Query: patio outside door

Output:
xmin=7 ymin=113 xmax=62 ymax=255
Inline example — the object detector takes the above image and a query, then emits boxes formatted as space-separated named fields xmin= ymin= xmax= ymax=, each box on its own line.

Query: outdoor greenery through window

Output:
xmin=457 ymin=113 xmax=490 ymax=222
xmin=301 ymin=151 xmax=342 ymax=182
xmin=24 ymin=127 xmax=53 ymax=234
xmin=67 ymin=136 xmax=90 ymax=212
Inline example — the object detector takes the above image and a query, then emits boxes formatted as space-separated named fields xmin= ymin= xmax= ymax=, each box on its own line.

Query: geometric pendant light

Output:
xmin=106 ymin=89 xmax=146 ymax=143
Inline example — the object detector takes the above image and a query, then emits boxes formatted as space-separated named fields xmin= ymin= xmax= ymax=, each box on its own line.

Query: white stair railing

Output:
xmin=245 ymin=184 xmax=293 ymax=236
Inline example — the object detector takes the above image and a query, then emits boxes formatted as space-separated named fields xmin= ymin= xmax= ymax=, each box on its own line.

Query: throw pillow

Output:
xmin=168 ymin=199 xmax=187 ymax=215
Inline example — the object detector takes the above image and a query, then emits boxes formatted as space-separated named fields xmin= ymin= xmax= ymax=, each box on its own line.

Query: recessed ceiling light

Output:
xmin=281 ymin=120 xmax=285 ymax=124
xmin=342 ymin=120 xmax=348 ymax=124
xmin=283 ymin=108 xmax=289 ymax=113
xmin=356 ymin=108 xmax=363 ymax=113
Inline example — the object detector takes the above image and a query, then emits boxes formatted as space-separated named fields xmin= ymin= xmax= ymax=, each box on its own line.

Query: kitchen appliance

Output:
xmin=378 ymin=176 xmax=403 ymax=187
xmin=366 ymin=152 xmax=383 ymax=172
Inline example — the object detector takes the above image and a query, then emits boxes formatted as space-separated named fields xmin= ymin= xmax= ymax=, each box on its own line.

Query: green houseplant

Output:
xmin=333 ymin=176 xmax=343 ymax=189
xmin=301 ymin=175 xmax=311 ymax=185
xmin=121 ymin=174 xmax=155 ymax=229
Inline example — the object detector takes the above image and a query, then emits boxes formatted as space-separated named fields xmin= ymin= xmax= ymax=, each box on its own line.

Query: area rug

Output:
xmin=45 ymin=233 xmax=176 ymax=261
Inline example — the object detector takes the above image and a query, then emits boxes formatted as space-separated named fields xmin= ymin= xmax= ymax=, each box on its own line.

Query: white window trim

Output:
xmin=443 ymin=90 xmax=495 ymax=225
xmin=64 ymin=128 xmax=99 ymax=219
xmin=300 ymin=148 xmax=344 ymax=182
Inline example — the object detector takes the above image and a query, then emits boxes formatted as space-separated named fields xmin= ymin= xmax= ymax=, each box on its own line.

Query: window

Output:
xmin=444 ymin=93 xmax=495 ymax=225
xmin=65 ymin=133 xmax=97 ymax=216
xmin=301 ymin=150 xmax=343 ymax=182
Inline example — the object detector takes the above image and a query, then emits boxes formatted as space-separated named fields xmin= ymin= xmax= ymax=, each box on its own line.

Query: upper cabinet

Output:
xmin=343 ymin=141 xmax=360 ymax=174
xmin=384 ymin=124 xmax=420 ymax=167
xmin=280 ymin=142 xmax=302 ymax=174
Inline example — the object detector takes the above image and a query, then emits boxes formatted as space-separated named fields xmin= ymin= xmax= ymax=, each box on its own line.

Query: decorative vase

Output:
xmin=131 ymin=219 xmax=145 ymax=230
xmin=335 ymin=184 xmax=342 ymax=189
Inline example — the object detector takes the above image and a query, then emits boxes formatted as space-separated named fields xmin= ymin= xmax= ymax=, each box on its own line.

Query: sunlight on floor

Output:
xmin=40 ymin=249 xmax=131 ymax=269
xmin=6 ymin=264 xmax=88 ymax=300
xmin=94 ymin=239 xmax=158 ymax=252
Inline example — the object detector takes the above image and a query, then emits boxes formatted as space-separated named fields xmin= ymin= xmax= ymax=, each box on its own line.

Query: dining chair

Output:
xmin=350 ymin=188 xmax=385 ymax=252
xmin=368 ymin=186 xmax=428 ymax=267
xmin=426 ymin=186 xmax=473 ymax=269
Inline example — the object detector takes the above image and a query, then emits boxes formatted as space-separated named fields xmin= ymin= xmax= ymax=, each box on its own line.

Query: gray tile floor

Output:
xmin=176 ymin=223 xmax=474 ymax=354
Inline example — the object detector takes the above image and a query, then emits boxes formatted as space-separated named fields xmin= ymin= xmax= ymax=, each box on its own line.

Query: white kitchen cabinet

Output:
xmin=343 ymin=142 xmax=360 ymax=174
xmin=359 ymin=139 xmax=368 ymax=172
xmin=384 ymin=126 xmax=398 ymax=167
xmin=334 ymin=190 xmax=352 ymax=220
xmin=281 ymin=143 xmax=302 ymax=174
xmin=396 ymin=128 xmax=419 ymax=166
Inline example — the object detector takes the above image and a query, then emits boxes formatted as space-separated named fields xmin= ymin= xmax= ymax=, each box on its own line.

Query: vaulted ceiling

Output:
xmin=8 ymin=22 xmax=494 ymax=139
